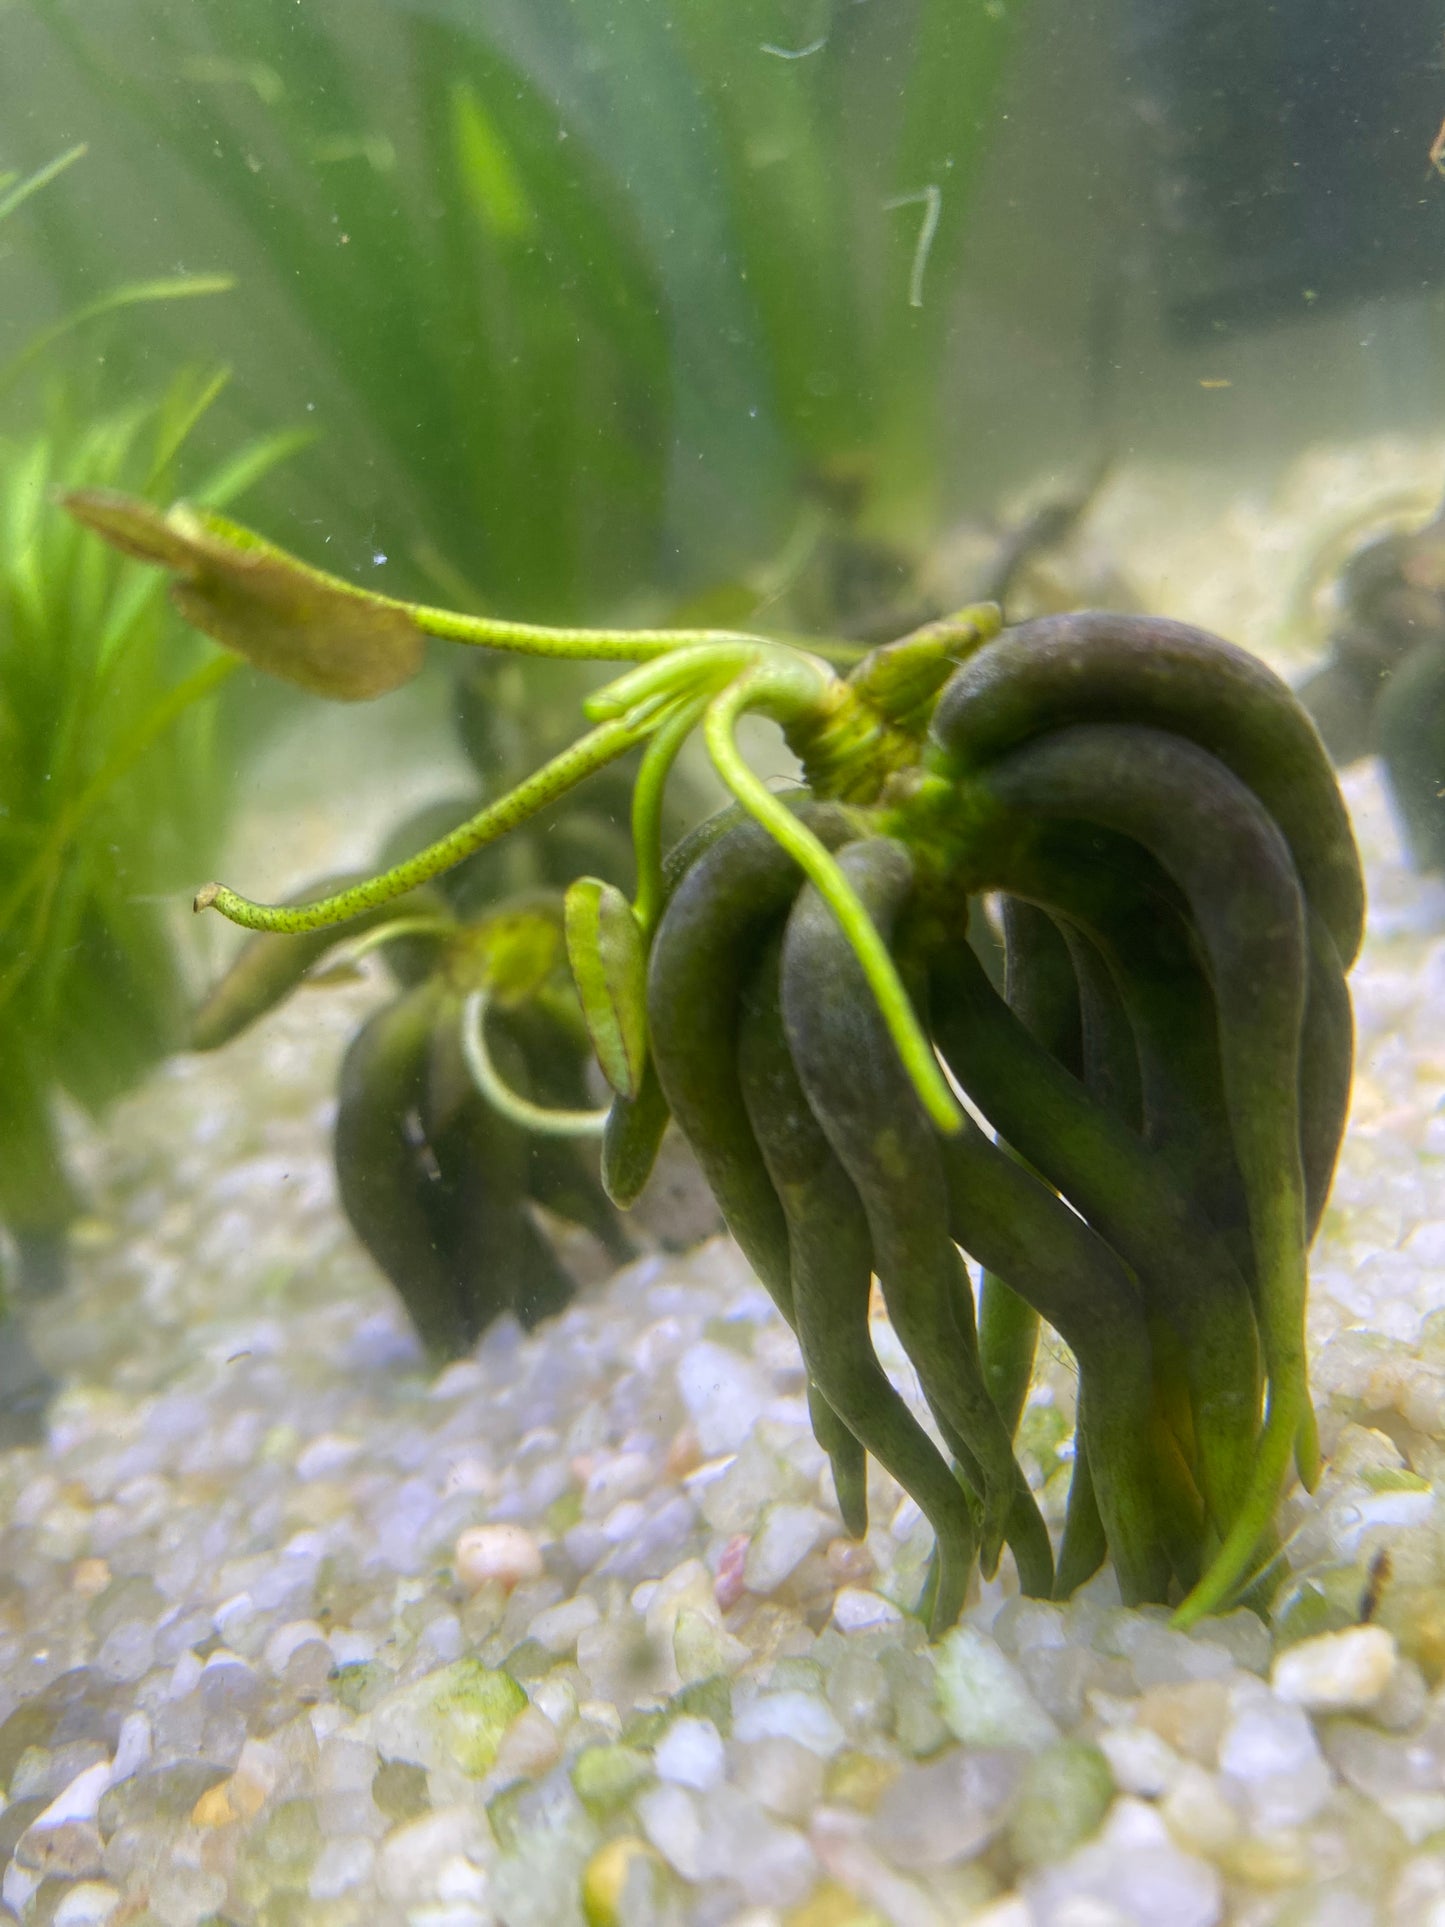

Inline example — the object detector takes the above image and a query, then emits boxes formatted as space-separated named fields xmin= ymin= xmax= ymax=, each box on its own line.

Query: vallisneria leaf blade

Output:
xmin=564 ymin=877 xmax=649 ymax=1100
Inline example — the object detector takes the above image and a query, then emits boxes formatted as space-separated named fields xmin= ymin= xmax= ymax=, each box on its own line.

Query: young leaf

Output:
xmin=564 ymin=876 xmax=649 ymax=1100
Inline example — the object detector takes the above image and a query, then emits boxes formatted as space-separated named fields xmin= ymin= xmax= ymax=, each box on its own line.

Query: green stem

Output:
xmin=631 ymin=695 xmax=711 ymax=933
xmin=405 ymin=601 xmax=768 ymax=665
xmin=459 ymin=992 xmax=607 ymax=1138
xmin=195 ymin=711 xmax=650 ymax=933
xmin=704 ymin=670 xmax=962 ymax=1135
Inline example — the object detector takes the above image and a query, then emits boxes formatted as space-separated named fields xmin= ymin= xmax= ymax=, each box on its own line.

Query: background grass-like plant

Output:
xmin=0 ymin=146 xmax=303 ymax=1303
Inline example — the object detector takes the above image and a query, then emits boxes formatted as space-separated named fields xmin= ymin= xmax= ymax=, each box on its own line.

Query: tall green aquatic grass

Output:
xmin=15 ymin=0 xmax=1028 ymax=604
xmin=0 ymin=145 xmax=302 ymax=1292
xmin=0 ymin=376 xmax=304 ymax=1273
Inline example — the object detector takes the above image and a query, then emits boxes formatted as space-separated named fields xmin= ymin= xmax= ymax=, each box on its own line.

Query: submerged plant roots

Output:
xmin=67 ymin=492 xmax=1363 ymax=1631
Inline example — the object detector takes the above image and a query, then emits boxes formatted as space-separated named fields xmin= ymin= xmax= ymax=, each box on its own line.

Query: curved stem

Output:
xmin=631 ymin=695 xmax=711 ymax=933
xmin=704 ymin=672 xmax=962 ymax=1135
xmin=195 ymin=711 xmax=650 ymax=933
xmin=586 ymin=643 xmax=758 ymax=721
xmin=460 ymin=991 xmax=607 ymax=1138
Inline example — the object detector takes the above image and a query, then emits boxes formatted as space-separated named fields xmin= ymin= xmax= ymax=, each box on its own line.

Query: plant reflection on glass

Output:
xmin=67 ymin=490 xmax=1362 ymax=1635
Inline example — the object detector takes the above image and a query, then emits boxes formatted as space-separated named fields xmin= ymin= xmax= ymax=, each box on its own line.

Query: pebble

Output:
xmin=871 ymin=1747 xmax=1025 ymax=1867
xmin=936 ymin=1624 xmax=1060 ymax=1752
xmin=832 ymin=1588 xmax=904 ymax=1634
xmin=676 ymin=1342 xmax=769 ymax=1455
xmin=1097 ymin=1724 xmax=1183 ymax=1798
xmin=653 ymin=1716 xmax=725 ymax=1792
xmin=1028 ymin=1796 xmax=1223 ymax=1927
xmin=1271 ymin=1625 xmax=1399 ymax=1711
xmin=454 ymin=1524 xmax=545 ymax=1594
xmin=51 ymin=1883 xmax=123 ymax=1927
xmin=743 ymin=1504 xmax=831 ymax=1594
xmin=733 ymin=1692 xmax=846 ymax=1760
xmin=1217 ymin=1688 xmax=1333 ymax=1830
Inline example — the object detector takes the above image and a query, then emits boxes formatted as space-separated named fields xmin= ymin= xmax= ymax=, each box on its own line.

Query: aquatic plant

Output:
xmin=186 ymin=785 xmax=642 ymax=1359
xmin=66 ymin=490 xmax=1361 ymax=1632
xmin=0 ymin=143 xmax=296 ymax=1368
xmin=1296 ymin=492 xmax=1445 ymax=873
xmin=0 ymin=385 xmax=299 ymax=1288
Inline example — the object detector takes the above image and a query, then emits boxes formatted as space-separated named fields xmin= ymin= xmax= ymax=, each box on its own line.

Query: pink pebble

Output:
xmin=714 ymin=1533 xmax=750 ymax=1611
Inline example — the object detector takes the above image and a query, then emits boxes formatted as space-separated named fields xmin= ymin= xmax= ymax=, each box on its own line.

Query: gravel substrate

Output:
xmin=4 ymin=450 xmax=1445 ymax=1927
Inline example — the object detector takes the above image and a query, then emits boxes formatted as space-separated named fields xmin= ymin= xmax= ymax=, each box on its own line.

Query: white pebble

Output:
xmin=1159 ymin=1764 xmax=1241 ymax=1857
xmin=110 ymin=1712 xmax=152 ymax=1784
xmin=638 ymin=1781 xmax=706 ymax=1881
xmin=1271 ymin=1625 xmax=1398 ymax=1711
xmin=676 ymin=1341 xmax=769 ymax=1454
xmin=1217 ymin=1687 xmax=1333 ymax=1829
xmin=1029 ymin=1796 xmax=1222 ymax=1927
xmin=295 ymin=1432 xmax=363 ymax=1479
xmin=376 ymin=1809 xmax=489 ymax=1905
xmin=309 ymin=1836 xmax=376 ymax=1901
xmin=264 ymin=1618 xmax=332 ymax=1674
xmin=529 ymin=1594 xmax=601 ymax=1654
xmin=1097 ymin=1725 xmax=1183 ymax=1799
xmin=33 ymin=1761 xmax=114 ymax=1828
xmin=733 ymin=1691 xmax=846 ymax=1759
xmin=454 ymin=1523 xmax=544 ymax=1594
xmin=743 ymin=1504 xmax=831 ymax=1594
xmin=52 ymin=1884 xmax=122 ymax=1927
xmin=832 ymin=1588 xmax=903 ymax=1634
xmin=654 ymin=1716 xmax=726 ymax=1792
xmin=936 ymin=1624 xmax=1059 ymax=1752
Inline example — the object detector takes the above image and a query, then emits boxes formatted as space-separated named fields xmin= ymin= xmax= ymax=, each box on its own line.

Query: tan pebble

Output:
xmin=663 ymin=1426 xmax=702 ymax=1482
xmin=491 ymin=1706 xmax=562 ymax=1782
xmin=191 ymin=1784 xmax=236 ymax=1829
xmin=1135 ymin=1681 xmax=1229 ymax=1765
xmin=71 ymin=1557 xmax=112 ymax=1599
xmin=15 ymin=1820 xmax=104 ymax=1877
xmin=227 ymin=1770 xmax=270 ymax=1821
xmin=1271 ymin=1624 xmax=1398 ymax=1711
xmin=454 ymin=1523 xmax=544 ymax=1594
xmin=1221 ymin=1830 xmax=1311 ymax=1888
xmin=1387 ymin=1585 xmax=1445 ymax=1684
xmin=824 ymin=1537 xmax=875 ymax=1587
xmin=192 ymin=1768 xmax=268 ymax=1829
xmin=1159 ymin=1761 xmax=1240 ymax=1856
xmin=581 ymin=1836 xmax=662 ymax=1927
xmin=823 ymin=1750 xmax=900 ymax=1812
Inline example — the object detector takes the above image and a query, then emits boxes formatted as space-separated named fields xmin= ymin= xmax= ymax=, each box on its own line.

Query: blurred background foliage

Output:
xmin=0 ymin=142 xmax=302 ymax=1361
xmin=3 ymin=0 xmax=1029 ymax=618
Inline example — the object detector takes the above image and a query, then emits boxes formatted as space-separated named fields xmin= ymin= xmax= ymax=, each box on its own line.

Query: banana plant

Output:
xmin=65 ymin=487 xmax=1361 ymax=1634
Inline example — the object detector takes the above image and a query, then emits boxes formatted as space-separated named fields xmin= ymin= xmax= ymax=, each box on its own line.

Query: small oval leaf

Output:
xmin=564 ymin=877 xmax=649 ymax=1100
